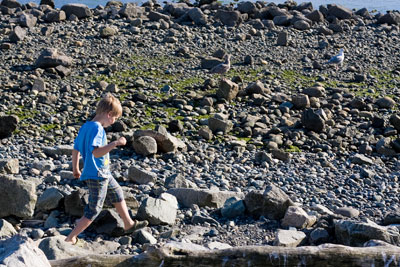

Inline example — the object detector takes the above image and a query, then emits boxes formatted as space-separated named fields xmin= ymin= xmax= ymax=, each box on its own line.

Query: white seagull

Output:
xmin=210 ymin=54 xmax=231 ymax=79
xmin=327 ymin=48 xmax=344 ymax=70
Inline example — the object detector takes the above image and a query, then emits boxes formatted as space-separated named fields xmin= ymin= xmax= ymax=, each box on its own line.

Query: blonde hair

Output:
xmin=96 ymin=93 xmax=122 ymax=117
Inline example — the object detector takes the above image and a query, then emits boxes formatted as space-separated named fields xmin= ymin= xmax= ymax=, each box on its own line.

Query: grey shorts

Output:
xmin=84 ymin=175 xmax=124 ymax=220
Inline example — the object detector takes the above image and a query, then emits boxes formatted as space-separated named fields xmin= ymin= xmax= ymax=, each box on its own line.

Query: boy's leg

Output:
xmin=113 ymin=200 xmax=135 ymax=230
xmin=65 ymin=216 xmax=92 ymax=244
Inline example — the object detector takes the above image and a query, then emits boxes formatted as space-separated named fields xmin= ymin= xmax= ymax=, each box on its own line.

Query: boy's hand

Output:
xmin=73 ymin=169 xmax=81 ymax=179
xmin=115 ymin=137 xmax=126 ymax=146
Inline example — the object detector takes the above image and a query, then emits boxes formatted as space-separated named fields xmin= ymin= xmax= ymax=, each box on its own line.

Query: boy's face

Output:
xmin=105 ymin=112 xmax=119 ymax=127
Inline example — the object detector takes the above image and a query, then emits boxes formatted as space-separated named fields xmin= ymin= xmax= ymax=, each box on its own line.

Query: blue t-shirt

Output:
xmin=73 ymin=121 xmax=110 ymax=181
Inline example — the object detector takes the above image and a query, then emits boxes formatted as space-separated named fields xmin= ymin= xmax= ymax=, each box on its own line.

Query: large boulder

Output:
xmin=119 ymin=3 xmax=143 ymax=18
xmin=328 ymin=4 xmax=353 ymax=19
xmin=165 ymin=173 xmax=198 ymax=189
xmin=137 ymin=193 xmax=178 ymax=225
xmin=301 ymin=108 xmax=326 ymax=132
xmin=208 ymin=114 xmax=233 ymax=134
xmin=167 ymin=188 xmax=244 ymax=208
xmin=61 ymin=3 xmax=92 ymax=19
xmin=0 ymin=219 xmax=17 ymax=238
xmin=1 ymin=235 xmax=51 ymax=267
xmin=216 ymin=79 xmax=239 ymax=101
xmin=281 ymin=206 xmax=316 ymax=229
xmin=64 ymin=189 xmax=86 ymax=217
xmin=216 ymin=10 xmax=241 ymax=27
xmin=0 ymin=115 xmax=18 ymax=139
xmin=0 ymin=158 xmax=19 ymax=174
xmin=0 ymin=175 xmax=36 ymax=219
xmin=43 ymin=10 xmax=66 ymax=23
xmin=378 ymin=12 xmax=400 ymax=25
xmin=187 ymin=7 xmax=207 ymax=25
xmin=335 ymin=219 xmax=400 ymax=246
xmin=273 ymin=229 xmax=306 ymax=247
xmin=35 ymin=48 xmax=72 ymax=69
xmin=38 ymin=235 xmax=93 ymax=260
xmin=244 ymin=184 xmax=294 ymax=220
xmin=132 ymin=136 xmax=157 ymax=156
xmin=134 ymin=126 xmax=186 ymax=153
xmin=36 ymin=187 xmax=64 ymax=211
xmin=127 ymin=165 xmax=157 ymax=184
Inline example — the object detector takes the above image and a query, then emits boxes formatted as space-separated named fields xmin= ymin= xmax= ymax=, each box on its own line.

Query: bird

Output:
xmin=210 ymin=54 xmax=231 ymax=79
xmin=327 ymin=48 xmax=344 ymax=71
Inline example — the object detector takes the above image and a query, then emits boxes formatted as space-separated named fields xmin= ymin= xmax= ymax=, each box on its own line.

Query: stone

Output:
xmin=134 ymin=126 xmax=186 ymax=153
xmin=216 ymin=79 xmax=239 ymax=101
xmin=246 ymin=81 xmax=269 ymax=94
xmin=64 ymin=189 xmax=86 ymax=217
xmin=376 ymin=96 xmax=396 ymax=109
xmin=328 ymin=4 xmax=353 ymax=19
xmin=35 ymin=48 xmax=72 ymax=69
xmin=305 ymin=10 xmax=324 ymax=22
xmin=294 ymin=20 xmax=310 ymax=30
xmin=38 ymin=235 xmax=94 ymax=260
xmin=9 ymin=26 xmax=26 ymax=43
xmin=188 ymin=7 xmax=207 ymax=25
xmin=335 ymin=207 xmax=360 ymax=218
xmin=1 ymin=0 xmax=21 ymax=8
xmin=378 ymin=12 xmax=400 ymax=25
xmin=201 ymin=57 xmax=224 ymax=70
xmin=351 ymin=154 xmax=373 ymax=165
xmin=389 ymin=114 xmax=400 ymax=131
xmin=19 ymin=13 xmax=37 ymax=28
xmin=119 ymin=3 xmax=142 ymax=18
xmin=44 ymin=10 xmax=66 ymax=23
xmin=276 ymin=31 xmax=288 ymax=46
xmin=40 ymin=0 xmax=54 ymax=8
xmin=244 ymin=184 xmax=294 ymax=220
xmin=221 ymin=197 xmax=245 ymax=219
xmin=148 ymin=11 xmax=170 ymax=21
xmin=198 ymin=126 xmax=213 ymax=140
xmin=0 ymin=219 xmax=17 ymax=239
xmin=127 ymin=165 xmax=157 ymax=184
xmin=291 ymin=94 xmax=310 ymax=109
xmin=301 ymin=108 xmax=326 ymax=132
xmin=281 ymin=206 xmax=315 ymax=229
xmin=36 ymin=187 xmax=63 ymax=211
xmin=0 ymin=175 xmax=36 ymax=219
xmin=1 ymin=235 xmax=51 ymax=267
xmin=310 ymin=228 xmax=330 ymax=245
xmin=208 ymin=115 xmax=233 ymax=134
xmin=133 ymin=136 xmax=157 ymax=156
xmin=0 ymin=158 xmax=19 ymax=174
xmin=0 ymin=115 xmax=18 ymax=139
xmin=335 ymin=219 xmax=400 ymax=246
xmin=216 ymin=10 xmax=241 ymax=27
xmin=137 ymin=193 xmax=178 ymax=225
xmin=100 ymin=26 xmax=117 ymax=38
xmin=376 ymin=137 xmax=397 ymax=156
xmin=273 ymin=229 xmax=306 ymax=247
xmin=303 ymin=86 xmax=325 ymax=97
xmin=61 ymin=3 xmax=92 ymax=19
xmin=167 ymin=188 xmax=244 ymax=208
xmin=165 ymin=173 xmax=198 ymax=189
xmin=134 ymin=229 xmax=157 ymax=244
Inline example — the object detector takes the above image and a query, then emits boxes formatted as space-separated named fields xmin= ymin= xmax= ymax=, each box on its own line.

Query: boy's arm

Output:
xmin=72 ymin=149 xmax=81 ymax=179
xmin=92 ymin=137 xmax=126 ymax=158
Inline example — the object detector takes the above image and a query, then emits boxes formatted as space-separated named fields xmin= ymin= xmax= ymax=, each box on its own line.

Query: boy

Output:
xmin=65 ymin=93 xmax=148 ymax=245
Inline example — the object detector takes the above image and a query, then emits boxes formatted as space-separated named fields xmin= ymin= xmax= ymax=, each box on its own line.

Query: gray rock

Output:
xmin=100 ymin=26 xmax=117 ymax=38
xmin=221 ymin=197 xmax=245 ymax=219
xmin=1 ymin=235 xmax=51 ymax=267
xmin=137 ymin=193 xmax=178 ymax=225
xmin=198 ymin=126 xmax=213 ymax=140
xmin=61 ymin=3 xmax=92 ymax=19
xmin=303 ymin=86 xmax=325 ymax=97
xmin=0 ymin=115 xmax=18 ymax=139
xmin=0 ymin=158 xmax=19 ymax=174
xmin=35 ymin=48 xmax=72 ymax=69
xmin=187 ymin=7 xmax=207 ymax=25
xmin=9 ymin=26 xmax=26 ymax=43
xmin=376 ymin=96 xmax=396 ymax=109
xmin=389 ymin=114 xmax=400 ymax=131
xmin=216 ymin=10 xmax=241 ymax=27
xmin=378 ymin=12 xmax=400 ymax=25
xmin=237 ymin=1 xmax=257 ymax=14
xmin=44 ymin=10 xmax=66 ymax=23
xmin=148 ymin=11 xmax=170 ymax=21
xmin=36 ymin=187 xmax=64 ymax=211
xmin=376 ymin=137 xmax=397 ymax=156
xmin=201 ymin=57 xmax=224 ymax=69
xmin=335 ymin=219 xmax=400 ymax=246
xmin=0 ymin=175 xmax=36 ymax=219
xmin=328 ymin=4 xmax=353 ymax=19
xmin=351 ymin=153 xmax=373 ymax=165
xmin=293 ymin=20 xmax=310 ymax=30
xmin=40 ymin=0 xmax=54 ymax=8
xmin=119 ymin=3 xmax=142 ymax=18
xmin=271 ymin=149 xmax=291 ymax=162
xmin=127 ymin=165 xmax=157 ymax=184
xmin=165 ymin=173 xmax=198 ymax=189
xmin=64 ymin=189 xmax=86 ymax=217
xmin=167 ymin=188 xmax=244 ymax=208
xmin=273 ymin=229 xmax=306 ymax=247
xmin=133 ymin=136 xmax=157 ymax=156
xmin=19 ymin=13 xmax=37 ymax=28
xmin=134 ymin=229 xmax=157 ymax=244
xmin=216 ymin=79 xmax=239 ymax=101
xmin=1 ymin=0 xmax=21 ymax=8
xmin=301 ymin=108 xmax=326 ymax=132
xmin=310 ymin=228 xmax=330 ymax=245
xmin=38 ymin=235 xmax=93 ymax=260
xmin=0 ymin=219 xmax=17 ymax=239
xmin=246 ymin=81 xmax=269 ymax=94
xmin=92 ymin=209 xmax=125 ymax=236
xmin=291 ymin=94 xmax=310 ymax=109
xmin=276 ymin=31 xmax=288 ymax=46
xmin=281 ymin=206 xmax=316 ymax=229
xmin=244 ymin=184 xmax=294 ymax=220
xmin=305 ymin=10 xmax=324 ymax=22
xmin=134 ymin=126 xmax=186 ymax=153
xmin=273 ymin=15 xmax=292 ymax=26
xmin=335 ymin=207 xmax=360 ymax=218
xmin=208 ymin=115 xmax=233 ymax=134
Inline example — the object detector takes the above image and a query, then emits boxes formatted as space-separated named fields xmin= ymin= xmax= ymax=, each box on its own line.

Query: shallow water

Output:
xmin=16 ymin=0 xmax=400 ymax=12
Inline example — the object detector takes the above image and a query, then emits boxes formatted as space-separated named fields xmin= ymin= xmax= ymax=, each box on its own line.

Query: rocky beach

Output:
xmin=0 ymin=0 xmax=400 ymax=265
